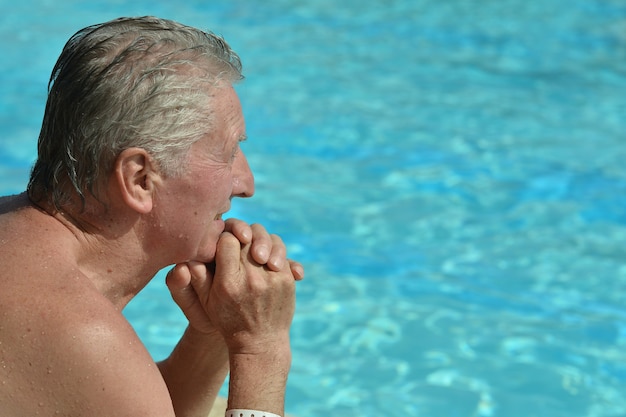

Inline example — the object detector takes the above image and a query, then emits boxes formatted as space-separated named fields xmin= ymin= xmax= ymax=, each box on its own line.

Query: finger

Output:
xmin=215 ymin=232 xmax=244 ymax=280
xmin=187 ymin=261 xmax=214 ymax=303
xmin=165 ymin=264 xmax=199 ymax=312
xmin=267 ymin=234 xmax=286 ymax=272
xmin=289 ymin=260 xmax=305 ymax=281
xmin=166 ymin=264 xmax=216 ymax=334
xmin=224 ymin=218 xmax=252 ymax=244
xmin=249 ymin=223 xmax=272 ymax=265
xmin=165 ymin=263 xmax=192 ymax=291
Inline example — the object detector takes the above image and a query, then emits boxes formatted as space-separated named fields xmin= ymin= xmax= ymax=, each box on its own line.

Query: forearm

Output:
xmin=158 ymin=326 xmax=230 ymax=417
xmin=227 ymin=344 xmax=292 ymax=416
xmin=161 ymin=227 xmax=299 ymax=417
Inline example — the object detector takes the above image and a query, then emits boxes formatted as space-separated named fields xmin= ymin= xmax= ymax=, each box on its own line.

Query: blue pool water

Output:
xmin=2 ymin=1 xmax=626 ymax=416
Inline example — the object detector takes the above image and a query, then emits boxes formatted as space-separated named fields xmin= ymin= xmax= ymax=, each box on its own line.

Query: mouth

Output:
xmin=214 ymin=205 xmax=230 ymax=221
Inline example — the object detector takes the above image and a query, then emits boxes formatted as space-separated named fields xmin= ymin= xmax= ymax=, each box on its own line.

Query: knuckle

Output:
xmin=250 ymin=223 xmax=268 ymax=235
xmin=220 ymin=232 xmax=239 ymax=244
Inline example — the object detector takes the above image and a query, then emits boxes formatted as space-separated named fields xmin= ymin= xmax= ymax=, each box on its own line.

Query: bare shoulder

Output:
xmin=0 ymin=204 xmax=175 ymax=416
xmin=0 ymin=276 xmax=175 ymax=416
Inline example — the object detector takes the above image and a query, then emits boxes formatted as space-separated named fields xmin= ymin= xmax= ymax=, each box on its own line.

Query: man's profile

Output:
xmin=0 ymin=16 xmax=303 ymax=417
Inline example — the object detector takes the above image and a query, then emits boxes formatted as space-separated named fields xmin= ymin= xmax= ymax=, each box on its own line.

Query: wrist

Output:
xmin=225 ymin=332 xmax=291 ymax=356
xmin=229 ymin=346 xmax=292 ymax=376
xmin=227 ymin=348 xmax=291 ymax=415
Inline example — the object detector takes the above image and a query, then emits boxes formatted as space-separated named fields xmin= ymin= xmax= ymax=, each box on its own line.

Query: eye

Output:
xmin=230 ymin=144 xmax=240 ymax=162
xmin=229 ymin=135 xmax=247 ymax=164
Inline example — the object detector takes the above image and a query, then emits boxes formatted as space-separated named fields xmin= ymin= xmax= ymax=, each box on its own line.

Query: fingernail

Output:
xmin=257 ymin=246 xmax=269 ymax=262
xmin=294 ymin=265 xmax=305 ymax=279
xmin=270 ymin=256 xmax=284 ymax=270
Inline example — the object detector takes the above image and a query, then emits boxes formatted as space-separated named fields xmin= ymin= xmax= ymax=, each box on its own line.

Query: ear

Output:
xmin=113 ymin=148 xmax=161 ymax=214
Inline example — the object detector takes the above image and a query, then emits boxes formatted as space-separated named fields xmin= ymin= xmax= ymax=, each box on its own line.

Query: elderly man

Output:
xmin=0 ymin=16 xmax=303 ymax=417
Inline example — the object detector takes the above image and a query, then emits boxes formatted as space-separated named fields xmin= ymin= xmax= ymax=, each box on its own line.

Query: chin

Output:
xmin=195 ymin=246 xmax=218 ymax=264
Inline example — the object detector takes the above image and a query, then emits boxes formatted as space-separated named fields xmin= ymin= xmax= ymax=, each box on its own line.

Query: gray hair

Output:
xmin=27 ymin=16 xmax=243 ymax=209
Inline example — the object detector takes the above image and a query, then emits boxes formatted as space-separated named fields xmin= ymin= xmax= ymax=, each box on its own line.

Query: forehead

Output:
xmin=195 ymin=85 xmax=245 ymax=151
xmin=214 ymin=85 xmax=243 ymax=119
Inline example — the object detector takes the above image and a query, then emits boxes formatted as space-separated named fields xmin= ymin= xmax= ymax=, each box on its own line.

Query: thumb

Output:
xmin=215 ymin=232 xmax=243 ymax=279
xmin=165 ymin=264 xmax=197 ymax=312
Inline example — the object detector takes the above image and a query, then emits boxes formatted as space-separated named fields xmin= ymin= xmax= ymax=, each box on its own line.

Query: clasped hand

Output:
xmin=165 ymin=219 xmax=304 ymax=353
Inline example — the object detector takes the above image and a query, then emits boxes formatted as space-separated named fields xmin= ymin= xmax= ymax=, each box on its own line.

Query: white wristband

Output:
xmin=226 ymin=409 xmax=282 ymax=417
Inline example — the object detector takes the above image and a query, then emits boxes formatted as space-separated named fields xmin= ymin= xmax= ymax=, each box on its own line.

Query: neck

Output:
xmin=30 ymin=193 xmax=162 ymax=309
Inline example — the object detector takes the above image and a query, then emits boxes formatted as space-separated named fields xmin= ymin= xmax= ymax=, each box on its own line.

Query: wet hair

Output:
xmin=27 ymin=16 xmax=243 ymax=209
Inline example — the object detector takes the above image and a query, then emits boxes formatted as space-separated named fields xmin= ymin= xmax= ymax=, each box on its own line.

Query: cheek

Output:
xmin=204 ymin=172 xmax=233 ymax=198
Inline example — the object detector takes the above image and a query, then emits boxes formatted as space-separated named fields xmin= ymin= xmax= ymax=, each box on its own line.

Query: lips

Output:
xmin=214 ymin=209 xmax=228 ymax=221
xmin=214 ymin=205 xmax=230 ymax=221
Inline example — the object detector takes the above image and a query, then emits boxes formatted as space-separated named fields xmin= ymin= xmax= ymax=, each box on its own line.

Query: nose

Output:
xmin=232 ymin=149 xmax=255 ymax=198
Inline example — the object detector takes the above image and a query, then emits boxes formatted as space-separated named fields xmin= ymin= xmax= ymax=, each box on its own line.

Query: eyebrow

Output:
xmin=238 ymin=134 xmax=248 ymax=142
